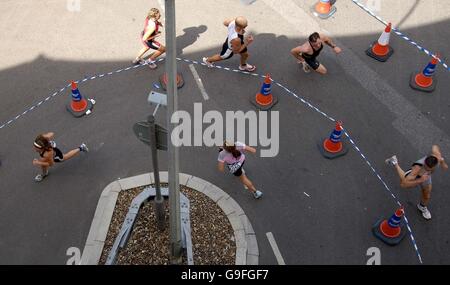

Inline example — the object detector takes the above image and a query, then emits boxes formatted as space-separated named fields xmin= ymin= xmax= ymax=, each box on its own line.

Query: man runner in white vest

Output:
xmin=385 ymin=145 xmax=448 ymax=220
xmin=202 ymin=16 xmax=256 ymax=72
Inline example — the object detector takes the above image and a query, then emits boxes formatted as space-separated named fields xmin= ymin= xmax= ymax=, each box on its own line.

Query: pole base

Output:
xmin=409 ymin=72 xmax=436 ymax=93
xmin=250 ymin=94 xmax=278 ymax=111
xmin=66 ymin=98 xmax=95 ymax=118
xmin=159 ymin=73 xmax=185 ymax=91
xmin=372 ymin=218 xmax=407 ymax=246
xmin=366 ymin=42 xmax=394 ymax=62
xmin=317 ymin=138 xmax=348 ymax=159
xmin=310 ymin=4 xmax=337 ymax=19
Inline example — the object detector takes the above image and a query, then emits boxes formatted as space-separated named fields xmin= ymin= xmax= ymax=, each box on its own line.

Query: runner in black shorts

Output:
xmin=290 ymin=32 xmax=342 ymax=75
xmin=203 ymin=16 xmax=256 ymax=72
xmin=32 ymin=132 xmax=89 ymax=182
xmin=132 ymin=8 xmax=166 ymax=69
xmin=385 ymin=145 xmax=448 ymax=220
xmin=217 ymin=141 xmax=263 ymax=199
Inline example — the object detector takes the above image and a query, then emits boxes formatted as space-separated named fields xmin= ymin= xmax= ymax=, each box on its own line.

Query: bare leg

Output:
xmin=239 ymin=174 xmax=257 ymax=193
xmin=149 ymin=45 xmax=166 ymax=61
xmin=41 ymin=165 xmax=49 ymax=175
xmin=240 ymin=52 xmax=249 ymax=66
xmin=135 ymin=46 xmax=150 ymax=60
xmin=420 ymin=185 xmax=432 ymax=206
xmin=315 ymin=63 xmax=327 ymax=75
xmin=62 ymin=148 xmax=80 ymax=161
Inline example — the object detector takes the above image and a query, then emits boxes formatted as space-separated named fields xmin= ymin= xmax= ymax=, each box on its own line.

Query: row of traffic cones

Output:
xmin=367 ymin=22 xmax=440 ymax=93
xmin=311 ymin=0 xmax=440 ymax=93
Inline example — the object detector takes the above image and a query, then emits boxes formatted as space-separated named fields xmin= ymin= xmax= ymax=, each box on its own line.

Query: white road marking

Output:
xmin=303 ymin=192 xmax=310 ymax=197
xmin=189 ymin=64 xmax=210 ymax=100
xmin=266 ymin=232 xmax=286 ymax=265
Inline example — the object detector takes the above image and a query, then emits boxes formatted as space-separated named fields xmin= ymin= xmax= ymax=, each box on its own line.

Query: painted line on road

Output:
xmin=351 ymin=0 xmax=449 ymax=71
xmin=188 ymin=64 xmax=209 ymax=100
xmin=266 ymin=232 xmax=286 ymax=265
xmin=303 ymin=192 xmax=310 ymax=198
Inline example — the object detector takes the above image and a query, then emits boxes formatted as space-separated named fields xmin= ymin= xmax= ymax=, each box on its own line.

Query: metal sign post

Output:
xmin=165 ymin=0 xmax=182 ymax=265
xmin=133 ymin=91 xmax=169 ymax=230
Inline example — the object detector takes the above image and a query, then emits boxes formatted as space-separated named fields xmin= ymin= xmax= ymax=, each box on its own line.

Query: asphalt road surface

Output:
xmin=0 ymin=0 xmax=449 ymax=264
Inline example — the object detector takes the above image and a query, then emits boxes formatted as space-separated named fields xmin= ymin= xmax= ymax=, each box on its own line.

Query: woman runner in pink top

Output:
xmin=217 ymin=141 xmax=262 ymax=199
xmin=132 ymin=8 xmax=166 ymax=69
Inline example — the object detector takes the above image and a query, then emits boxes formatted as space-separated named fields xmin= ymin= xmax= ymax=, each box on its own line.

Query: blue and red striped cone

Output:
xmin=410 ymin=54 xmax=439 ymax=93
xmin=311 ymin=0 xmax=337 ymax=19
xmin=250 ymin=74 xmax=278 ymax=110
xmin=373 ymin=207 xmax=407 ymax=246
xmin=66 ymin=81 xmax=95 ymax=117
xmin=159 ymin=72 xmax=185 ymax=91
xmin=318 ymin=121 xmax=348 ymax=159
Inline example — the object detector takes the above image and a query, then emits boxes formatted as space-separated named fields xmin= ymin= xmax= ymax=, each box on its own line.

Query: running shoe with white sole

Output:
xmin=202 ymin=57 xmax=214 ymax=68
xmin=302 ymin=61 xmax=311 ymax=73
xmin=35 ymin=171 xmax=49 ymax=182
xmin=79 ymin=143 xmax=89 ymax=152
xmin=385 ymin=155 xmax=398 ymax=166
xmin=146 ymin=59 xmax=157 ymax=69
xmin=417 ymin=203 xmax=432 ymax=220
xmin=239 ymin=63 xmax=256 ymax=72
xmin=253 ymin=190 xmax=263 ymax=199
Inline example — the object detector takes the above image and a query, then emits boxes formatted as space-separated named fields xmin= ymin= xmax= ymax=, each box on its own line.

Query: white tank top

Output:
xmin=227 ymin=20 xmax=239 ymax=49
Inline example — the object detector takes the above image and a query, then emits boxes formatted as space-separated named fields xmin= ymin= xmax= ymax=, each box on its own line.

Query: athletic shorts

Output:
xmin=53 ymin=147 xmax=64 ymax=163
xmin=232 ymin=161 xmax=245 ymax=177
xmin=404 ymin=169 xmax=432 ymax=188
xmin=303 ymin=56 xmax=321 ymax=70
xmin=220 ymin=36 xmax=247 ymax=60
xmin=142 ymin=32 xmax=162 ymax=50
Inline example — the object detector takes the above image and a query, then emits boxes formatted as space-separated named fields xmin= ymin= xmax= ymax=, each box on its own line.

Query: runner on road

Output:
xmin=32 ymin=132 xmax=89 ymax=182
xmin=290 ymin=32 xmax=341 ymax=75
xmin=385 ymin=145 xmax=448 ymax=220
xmin=203 ymin=16 xmax=256 ymax=72
xmin=218 ymin=141 xmax=263 ymax=199
xmin=132 ymin=8 xmax=166 ymax=69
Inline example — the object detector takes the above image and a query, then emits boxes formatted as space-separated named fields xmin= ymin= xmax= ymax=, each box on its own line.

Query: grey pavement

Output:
xmin=0 ymin=0 xmax=449 ymax=264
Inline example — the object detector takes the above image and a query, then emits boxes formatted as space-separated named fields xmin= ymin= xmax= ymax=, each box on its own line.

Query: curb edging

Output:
xmin=80 ymin=172 xmax=258 ymax=265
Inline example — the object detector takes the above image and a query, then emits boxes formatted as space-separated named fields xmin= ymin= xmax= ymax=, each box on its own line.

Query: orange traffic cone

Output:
xmin=159 ymin=72 xmax=185 ymax=91
xmin=373 ymin=207 xmax=407 ymax=246
xmin=366 ymin=23 xmax=394 ymax=62
xmin=311 ymin=0 xmax=337 ymax=19
xmin=250 ymin=74 xmax=278 ymax=110
xmin=66 ymin=81 xmax=95 ymax=117
xmin=318 ymin=121 xmax=348 ymax=159
xmin=410 ymin=54 xmax=439 ymax=93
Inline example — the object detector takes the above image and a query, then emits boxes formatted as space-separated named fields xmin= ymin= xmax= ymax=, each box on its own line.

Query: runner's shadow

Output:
xmin=176 ymin=25 xmax=208 ymax=56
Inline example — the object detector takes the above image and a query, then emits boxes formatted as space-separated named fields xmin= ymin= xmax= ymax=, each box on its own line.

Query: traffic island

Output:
xmin=80 ymin=172 xmax=259 ymax=265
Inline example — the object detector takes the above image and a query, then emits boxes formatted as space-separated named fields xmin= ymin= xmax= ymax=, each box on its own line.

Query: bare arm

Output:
xmin=320 ymin=34 xmax=342 ymax=54
xmin=142 ymin=22 xmax=158 ymax=41
xmin=223 ymin=18 xmax=233 ymax=27
xmin=432 ymin=145 xmax=448 ymax=170
xmin=33 ymin=152 xmax=54 ymax=167
xmin=290 ymin=44 xmax=309 ymax=62
xmin=244 ymin=145 xmax=256 ymax=154
xmin=217 ymin=161 xmax=225 ymax=172
xmin=400 ymin=166 xmax=428 ymax=188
